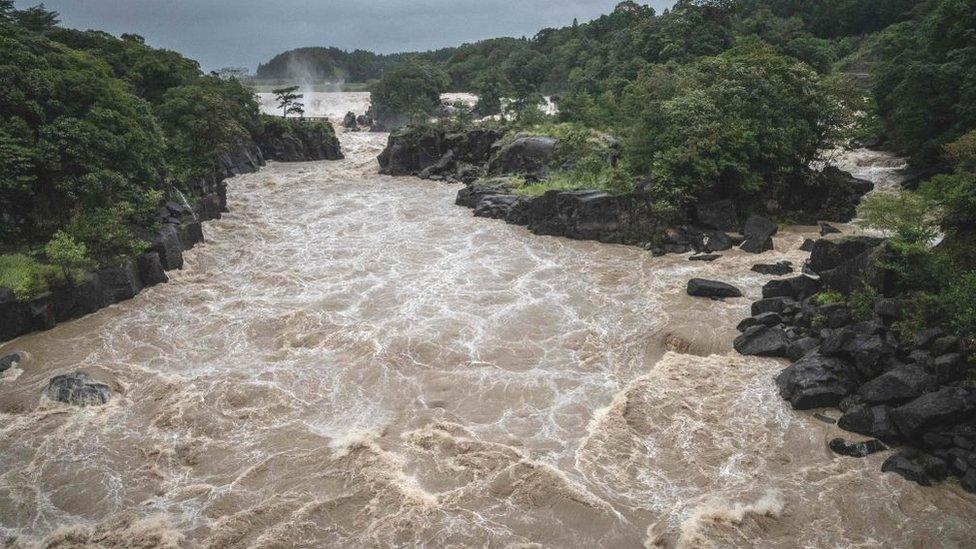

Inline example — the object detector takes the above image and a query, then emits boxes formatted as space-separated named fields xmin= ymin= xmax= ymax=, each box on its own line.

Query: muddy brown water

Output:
xmin=1 ymin=113 xmax=974 ymax=547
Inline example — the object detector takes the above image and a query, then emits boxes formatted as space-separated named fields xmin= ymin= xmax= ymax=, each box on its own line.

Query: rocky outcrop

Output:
xmin=487 ymin=136 xmax=558 ymax=180
xmin=0 ymin=120 xmax=344 ymax=343
xmin=378 ymin=126 xmax=504 ymax=180
xmin=734 ymin=235 xmax=976 ymax=492
xmin=44 ymin=372 xmax=112 ymax=406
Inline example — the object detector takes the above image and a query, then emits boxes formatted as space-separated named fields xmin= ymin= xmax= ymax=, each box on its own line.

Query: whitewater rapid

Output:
xmin=0 ymin=102 xmax=973 ymax=547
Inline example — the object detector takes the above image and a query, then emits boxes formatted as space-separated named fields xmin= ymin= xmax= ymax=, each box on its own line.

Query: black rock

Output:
xmin=342 ymin=111 xmax=358 ymax=129
xmin=881 ymin=450 xmax=948 ymax=486
xmin=787 ymin=337 xmax=821 ymax=361
xmin=740 ymin=236 xmax=774 ymax=254
xmin=962 ymin=470 xmax=976 ymax=493
xmin=44 ymin=372 xmax=112 ymax=406
xmin=737 ymin=312 xmax=783 ymax=332
xmin=178 ymin=221 xmax=204 ymax=249
xmin=890 ymin=387 xmax=976 ymax=439
xmin=829 ymin=437 xmax=887 ymax=457
xmin=933 ymin=353 xmax=969 ymax=383
xmin=808 ymin=236 xmax=884 ymax=274
xmin=776 ymin=353 xmax=856 ymax=409
xmin=874 ymin=298 xmax=901 ymax=321
xmin=762 ymin=276 xmax=821 ymax=300
xmin=136 ymin=252 xmax=168 ymax=287
xmin=97 ymin=259 xmax=143 ymax=304
xmin=687 ymin=278 xmax=743 ymax=299
xmin=522 ymin=190 xmax=673 ymax=245
xmin=915 ymin=328 xmax=945 ymax=349
xmin=703 ymin=231 xmax=733 ymax=252
xmin=751 ymin=297 xmax=790 ymax=316
xmin=752 ymin=261 xmax=793 ymax=276
xmin=819 ymin=243 xmax=894 ymax=296
xmin=839 ymin=404 xmax=902 ymax=441
xmin=456 ymin=183 xmax=512 ymax=209
xmin=151 ymin=224 xmax=184 ymax=271
xmin=735 ymin=325 xmax=791 ymax=357
xmin=800 ymin=238 xmax=816 ymax=252
xmin=814 ymin=412 xmax=837 ymax=424
xmin=931 ymin=336 xmax=961 ymax=357
xmin=858 ymin=365 xmax=936 ymax=405
xmin=0 ymin=352 xmax=20 ymax=373
xmin=487 ymin=136 xmax=558 ymax=179
xmin=689 ymin=254 xmax=721 ymax=262
xmin=473 ymin=195 xmax=520 ymax=220
xmin=819 ymin=222 xmax=841 ymax=236
xmin=744 ymin=215 xmax=778 ymax=241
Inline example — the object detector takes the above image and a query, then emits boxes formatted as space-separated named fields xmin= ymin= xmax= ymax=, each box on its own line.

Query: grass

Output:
xmin=0 ymin=253 xmax=65 ymax=301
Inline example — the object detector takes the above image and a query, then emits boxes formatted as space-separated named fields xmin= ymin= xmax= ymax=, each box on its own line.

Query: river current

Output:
xmin=0 ymin=95 xmax=973 ymax=547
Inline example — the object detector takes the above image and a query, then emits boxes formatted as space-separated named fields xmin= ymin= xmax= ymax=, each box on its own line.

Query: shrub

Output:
xmin=0 ymin=253 xmax=63 ymax=301
xmin=856 ymin=190 xmax=942 ymax=244
xmin=814 ymin=290 xmax=844 ymax=306
xmin=43 ymin=231 xmax=90 ymax=283
xmin=940 ymin=272 xmax=976 ymax=345
xmin=849 ymin=286 xmax=879 ymax=322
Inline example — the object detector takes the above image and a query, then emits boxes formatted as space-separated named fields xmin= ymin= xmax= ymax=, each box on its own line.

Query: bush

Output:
xmin=65 ymin=204 xmax=146 ymax=265
xmin=856 ymin=190 xmax=942 ymax=244
xmin=370 ymin=61 xmax=450 ymax=127
xmin=43 ymin=230 xmax=90 ymax=283
xmin=941 ymin=272 xmax=976 ymax=345
xmin=0 ymin=253 xmax=64 ymax=301
xmin=849 ymin=286 xmax=879 ymax=322
xmin=814 ymin=290 xmax=844 ymax=306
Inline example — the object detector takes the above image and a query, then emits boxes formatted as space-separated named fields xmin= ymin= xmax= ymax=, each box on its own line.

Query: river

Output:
xmin=0 ymin=96 xmax=973 ymax=547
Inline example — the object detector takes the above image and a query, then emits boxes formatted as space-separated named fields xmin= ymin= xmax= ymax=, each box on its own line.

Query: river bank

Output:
xmin=1 ymin=121 xmax=973 ymax=546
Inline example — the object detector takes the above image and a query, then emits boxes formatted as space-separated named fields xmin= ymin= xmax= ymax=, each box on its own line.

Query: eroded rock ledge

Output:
xmin=0 ymin=123 xmax=342 ymax=343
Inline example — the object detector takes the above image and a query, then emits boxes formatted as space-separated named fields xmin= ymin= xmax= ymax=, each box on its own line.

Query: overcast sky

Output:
xmin=18 ymin=1 xmax=676 ymax=71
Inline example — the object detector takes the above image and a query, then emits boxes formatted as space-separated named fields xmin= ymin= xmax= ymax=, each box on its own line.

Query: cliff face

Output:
xmin=0 ymin=122 xmax=342 ymax=344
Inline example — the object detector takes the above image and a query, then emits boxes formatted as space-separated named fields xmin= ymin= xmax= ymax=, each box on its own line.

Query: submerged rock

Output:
xmin=829 ymin=437 xmax=887 ymax=458
xmin=44 ymin=372 xmax=112 ymax=406
xmin=0 ymin=352 xmax=20 ymax=373
xmin=686 ymin=278 xmax=743 ymax=299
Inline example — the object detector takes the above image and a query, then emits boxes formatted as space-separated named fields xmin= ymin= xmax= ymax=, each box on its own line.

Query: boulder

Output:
xmin=740 ymin=236 xmax=773 ymax=254
xmin=0 ymin=352 xmax=20 ymax=373
xmin=776 ymin=353 xmax=856 ymax=409
xmin=808 ymin=236 xmax=884 ymax=274
xmin=178 ymin=221 xmax=204 ymax=249
xmin=522 ymin=190 xmax=675 ymax=245
xmin=819 ymin=222 xmax=841 ymax=236
xmin=881 ymin=449 xmax=949 ymax=486
xmin=858 ymin=365 xmax=936 ymax=405
xmin=689 ymin=254 xmax=721 ymax=262
xmin=744 ymin=215 xmax=778 ymax=240
xmin=44 ymin=372 xmax=112 ymax=406
xmin=487 ymin=136 xmax=557 ymax=179
xmin=687 ymin=278 xmax=743 ymax=299
xmin=703 ymin=231 xmax=733 ymax=252
xmin=694 ymin=199 xmax=739 ymax=231
xmin=839 ymin=404 xmax=902 ymax=441
xmin=751 ymin=297 xmax=790 ymax=316
xmin=342 ymin=111 xmax=358 ymax=129
xmin=136 ymin=252 xmax=168 ymax=287
xmin=97 ymin=260 xmax=143 ymax=304
xmin=473 ymin=195 xmax=520 ymax=220
xmin=890 ymin=387 xmax=976 ymax=439
xmin=734 ymin=325 xmax=790 ymax=357
xmin=737 ymin=312 xmax=783 ymax=332
xmin=762 ymin=276 xmax=821 ymax=300
xmin=800 ymin=238 xmax=816 ymax=252
xmin=828 ymin=438 xmax=887 ymax=458
xmin=933 ymin=353 xmax=969 ymax=383
xmin=787 ymin=337 xmax=820 ymax=361
xmin=0 ymin=287 xmax=28 ymax=342
xmin=50 ymin=273 xmax=104 ymax=322
xmin=751 ymin=262 xmax=793 ymax=276
xmin=151 ymin=224 xmax=184 ymax=271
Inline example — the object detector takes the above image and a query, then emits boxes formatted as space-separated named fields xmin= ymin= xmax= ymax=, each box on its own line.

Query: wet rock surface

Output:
xmin=686 ymin=278 xmax=743 ymax=299
xmin=44 ymin=372 xmax=112 ymax=406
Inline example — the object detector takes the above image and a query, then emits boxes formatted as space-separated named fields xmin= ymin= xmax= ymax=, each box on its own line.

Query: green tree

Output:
xmin=369 ymin=61 xmax=450 ymax=127
xmin=43 ymin=230 xmax=89 ymax=282
xmin=272 ymin=86 xmax=303 ymax=118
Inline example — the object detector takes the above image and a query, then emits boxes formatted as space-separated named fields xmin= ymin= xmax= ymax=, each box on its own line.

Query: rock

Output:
xmin=473 ymin=195 xmax=520 ymax=220
xmin=858 ymin=365 xmax=936 ymax=405
xmin=178 ymin=221 xmax=204 ymax=249
xmin=762 ymin=276 xmax=821 ymax=300
xmin=881 ymin=450 xmax=948 ymax=486
xmin=751 ymin=297 xmax=790 ymax=316
xmin=932 ymin=336 xmax=961 ymax=357
xmin=740 ymin=236 xmax=774 ymax=254
xmin=787 ymin=337 xmax=821 ymax=361
xmin=743 ymin=215 xmax=778 ymax=241
xmin=829 ymin=438 xmax=887 ymax=457
xmin=962 ymin=470 xmax=976 ymax=493
xmin=800 ymin=238 xmax=816 ymax=252
xmin=487 ymin=136 xmax=557 ymax=179
xmin=874 ymin=298 xmax=901 ymax=321
xmin=776 ymin=353 xmax=856 ymax=409
xmin=808 ymin=236 xmax=884 ymax=274
xmin=890 ymin=387 xmax=976 ymax=439
xmin=44 ymin=372 xmax=112 ymax=406
xmin=814 ymin=412 xmax=837 ymax=424
xmin=933 ymin=353 xmax=969 ymax=383
xmin=703 ymin=231 xmax=733 ymax=252
xmin=151 ymin=224 xmax=184 ymax=271
xmin=418 ymin=150 xmax=457 ymax=180
xmin=456 ymin=183 xmax=512 ymax=209
xmin=0 ymin=352 xmax=20 ymax=373
xmin=343 ymin=111 xmax=358 ymax=129
xmin=751 ymin=261 xmax=793 ymax=276
xmin=689 ymin=254 xmax=721 ymax=262
xmin=839 ymin=404 xmax=902 ymax=441
xmin=915 ymin=328 xmax=945 ymax=349
xmin=97 ymin=259 xmax=143 ymax=304
xmin=522 ymin=190 xmax=677 ymax=245
xmin=51 ymin=273 xmax=104 ymax=322
xmin=694 ymin=199 xmax=739 ymax=231
xmin=820 ymin=243 xmax=895 ymax=296
xmin=735 ymin=325 xmax=790 ymax=357
xmin=136 ymin=252 xmax=168 ymax=287
xmin=819 ymin=222 xmax=841 ymax=236
xmin=687 ymin=278 xmax=743 ymax=299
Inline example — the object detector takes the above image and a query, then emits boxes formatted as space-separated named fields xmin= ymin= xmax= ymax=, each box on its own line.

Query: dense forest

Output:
xmin=0 ymin=1 xmax=337 ymax=302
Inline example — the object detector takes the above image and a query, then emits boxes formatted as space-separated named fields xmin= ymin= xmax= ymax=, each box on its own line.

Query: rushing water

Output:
xmin=1 ymin=99 xmax=975 ymax=547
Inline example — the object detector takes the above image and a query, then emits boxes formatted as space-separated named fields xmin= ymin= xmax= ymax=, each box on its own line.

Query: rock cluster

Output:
xmin=44 ymin=372 xmax=112 ymax=406
xmin=735 ymin=236 xmax=976 ymax=491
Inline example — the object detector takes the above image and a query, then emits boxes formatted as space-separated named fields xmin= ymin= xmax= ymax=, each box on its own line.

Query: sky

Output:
xmin=17 ymin=0 xmax=676 ymax=72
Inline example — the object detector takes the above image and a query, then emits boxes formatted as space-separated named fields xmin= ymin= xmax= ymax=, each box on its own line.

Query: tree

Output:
xmin=272 ymin=86 xmax=303 ymax=118
xmin=473 ymin=70 xmax=507 ymax=116
xmin=43 ymin=230 xmax=89 ymax=282
xmin=369 ymin=61 xmax=450 ymax=128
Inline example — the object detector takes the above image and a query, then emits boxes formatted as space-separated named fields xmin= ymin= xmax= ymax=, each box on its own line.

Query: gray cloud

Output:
xmin=18 ymin=0 xmax=675 ymax=71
